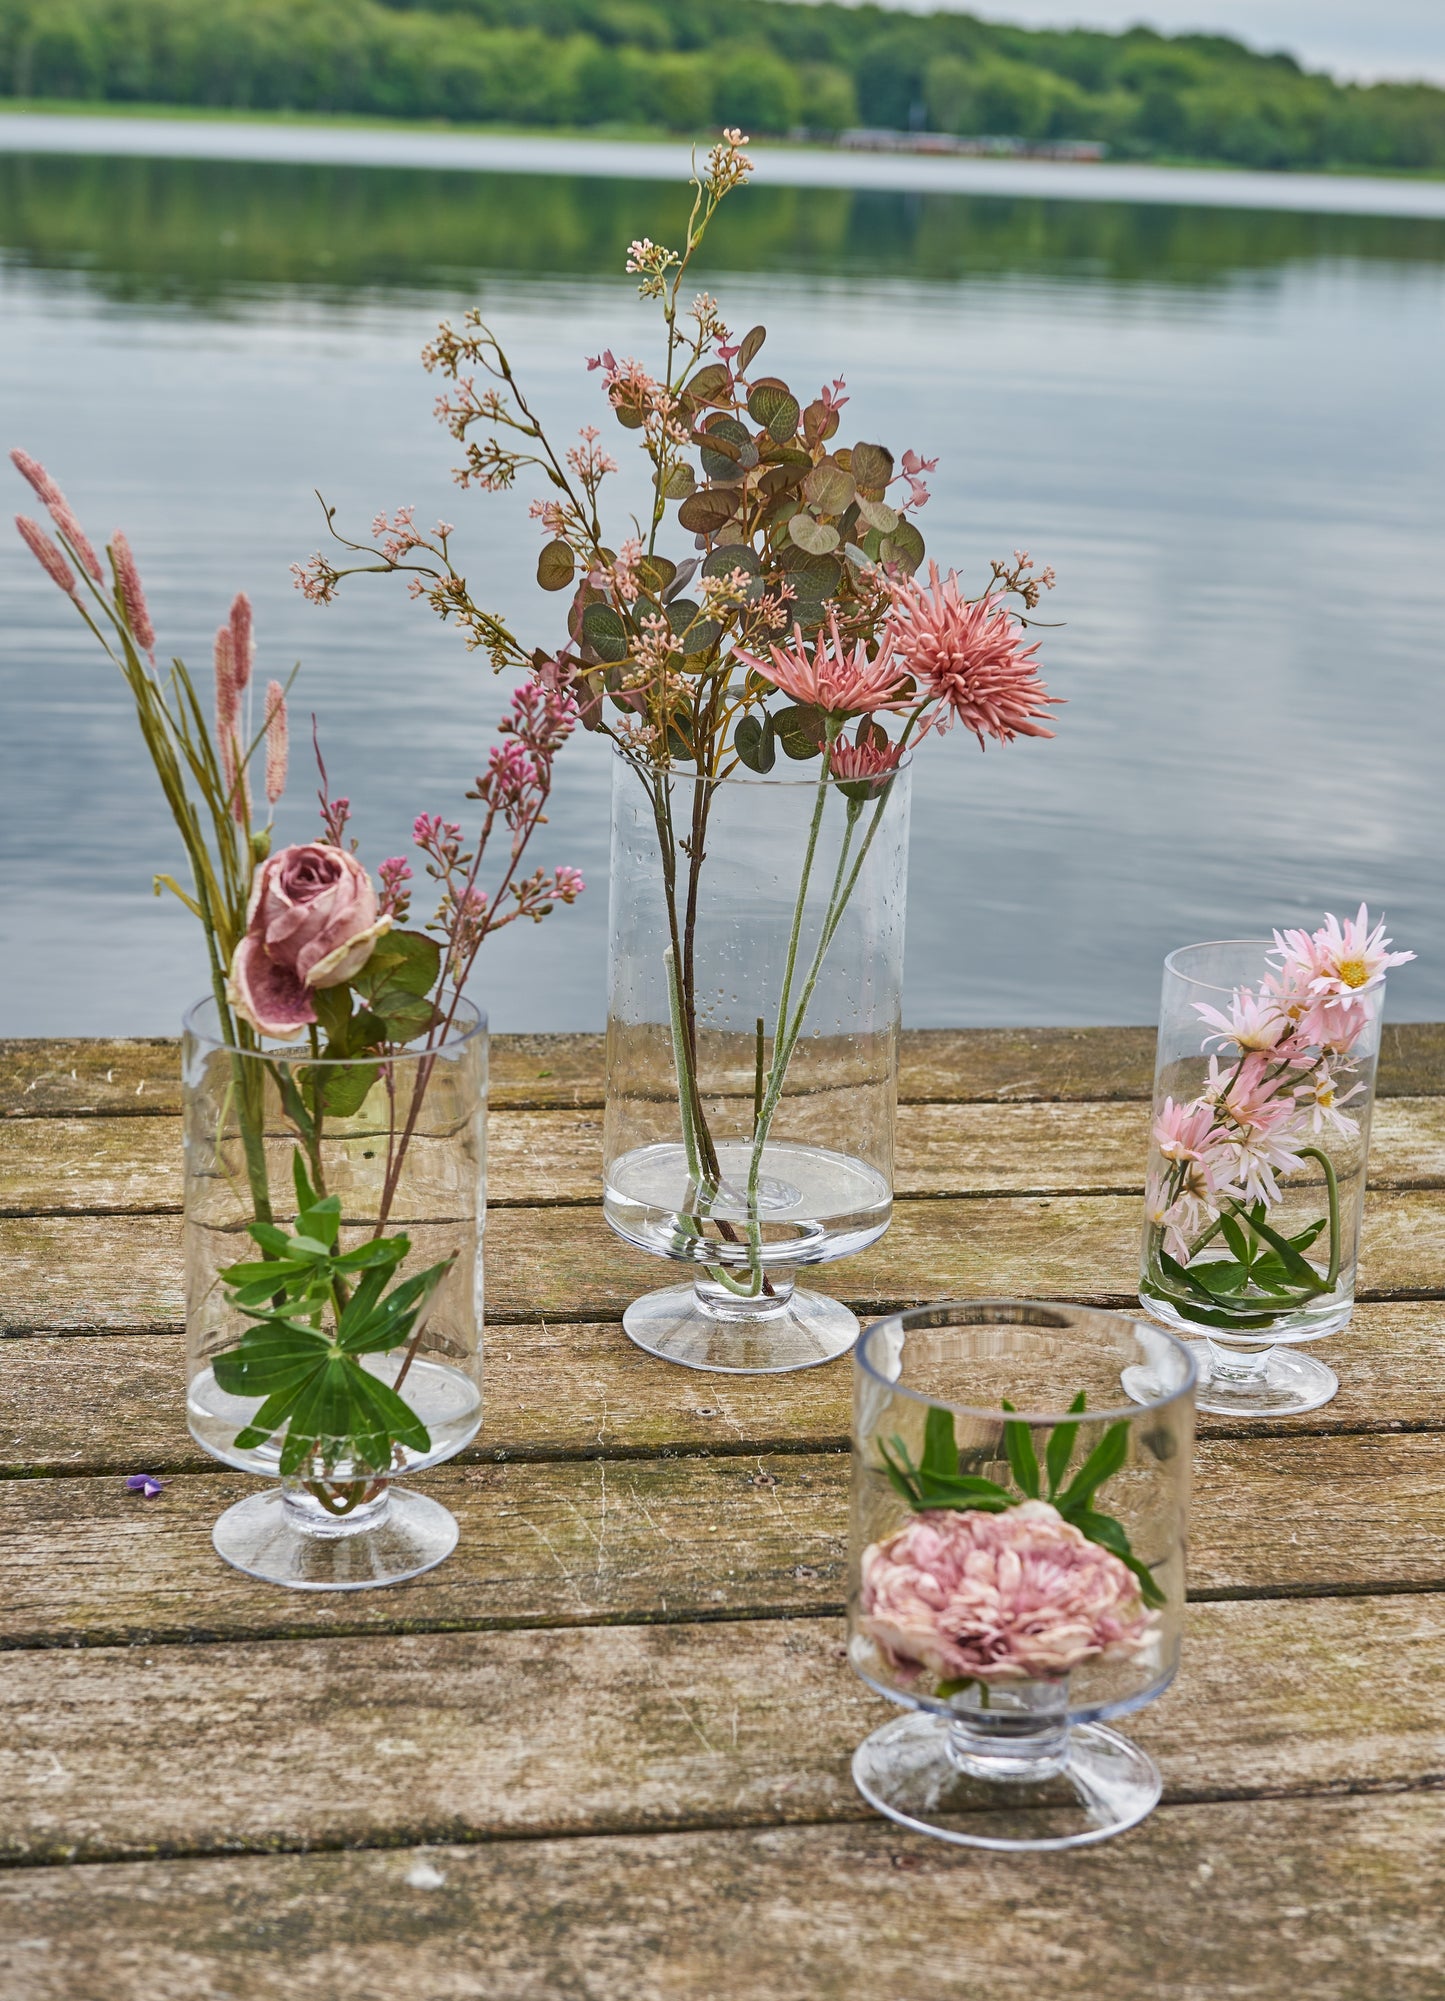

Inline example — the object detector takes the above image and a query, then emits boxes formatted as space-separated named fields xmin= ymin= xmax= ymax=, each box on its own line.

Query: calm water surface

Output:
xmin=1 ymin=145 xmax=1442 ymax=1032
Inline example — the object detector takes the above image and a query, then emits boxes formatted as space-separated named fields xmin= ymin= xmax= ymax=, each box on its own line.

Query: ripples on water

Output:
xmin=1 ymin=148 xmax=1441 ymax=1032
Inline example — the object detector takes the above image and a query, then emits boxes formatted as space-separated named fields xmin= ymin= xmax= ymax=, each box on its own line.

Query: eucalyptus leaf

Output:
xmin=746 ymin=379 xmax=800 ymax=444
xmin=734 ymin=714 xmax=776 ymax=773
xmin=787 ymin=515 xmax=840 ymax=557
xmin=850 ymin=441 xmax=894 ymax=493
xmin=802 ymin=462 xmax=855 ymax=514
xmin=580 ymin=601 xmax=630 ymax=664
xmin=536 ymin=539 xmax=575 ymax=592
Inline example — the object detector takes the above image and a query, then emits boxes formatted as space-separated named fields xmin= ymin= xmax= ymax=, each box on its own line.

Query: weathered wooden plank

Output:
xmin=0 ymin=1596 xmax=1440 ymax=1866
xmin=1 ymin=1793 xmax=1440 ymax=2001
xmin=3 ymin=1431 xmax=1443 ymax=1652
xmin=4 ymin=1185 xmax=1442 ymax=1337
xmin=6 ymin=1097 xmax=1443 ymax=1219
xmin=3 ymin=1300 xmax=1441 ymax=1480
xmin=5 ymin=1022 xmax=1443 ymax=1120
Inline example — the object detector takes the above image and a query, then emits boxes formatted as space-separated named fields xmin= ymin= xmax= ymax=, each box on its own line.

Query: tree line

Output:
xmin=3 ymin=0 xmax=1443 ymax=174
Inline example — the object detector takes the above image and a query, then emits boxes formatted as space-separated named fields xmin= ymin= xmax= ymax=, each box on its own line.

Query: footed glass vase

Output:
xmin=603 ymin=749 xmax=910 ymax=1373
xmin=182 ymin=996 xmax=485 ymax=1589
xmin=849 ymin=1300 xmax=1195 ymax=1850
xmin=1137 ymin=939 xmax=1385 ymax=1418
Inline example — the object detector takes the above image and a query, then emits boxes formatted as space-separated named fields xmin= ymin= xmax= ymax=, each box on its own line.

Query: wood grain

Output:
xmin=5 ymin=1022 xmax=1443 ymax=1118
xmin=1 ymin=1794 xmax=1440 ymax=2001
xmin=5 ymin=1096 xmax=1444 ymax=1218
xmin=4 ymin=1431 xmax=1445 ymax=1652
xmin=3 ymin=1299 xmax=1443 ymax=1480
xmin=4 ymin=1185 xmax=1442 ymax=1336
xmin=1 ymin=1595 xmax=1441 ymax=1865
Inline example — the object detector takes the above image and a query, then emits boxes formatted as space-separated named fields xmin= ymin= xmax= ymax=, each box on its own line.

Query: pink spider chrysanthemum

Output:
xmin=887 ymin=563 xmax=1061 ymax=748
xmin=828 ymin=733 xmax=906 ymax=782
xmin=735 ymin=614 xmax=914 ymax=718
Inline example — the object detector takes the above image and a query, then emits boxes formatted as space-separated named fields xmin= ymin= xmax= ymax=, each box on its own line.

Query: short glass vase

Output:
xmin=1137 ymin=939 xmax=1385 ymax=1418
xmin=848 ymin=1299 xmax=1195 ymax=1850
xmin=603 ymin=747 xmax=909 ymax=1373
xmin=183 ymin=996 xmax=486 ymax=1589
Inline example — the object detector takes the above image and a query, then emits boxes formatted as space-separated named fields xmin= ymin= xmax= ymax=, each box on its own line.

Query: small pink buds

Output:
xmin=15 ymin=515 xmax=77 ymax=597
xmin=229 ymin=592 xmax=254 ymax=694
xmin=264 ymin=680 xmax=288 ymax=806
xmin=111 ymin=531 xmax=156 ymax=654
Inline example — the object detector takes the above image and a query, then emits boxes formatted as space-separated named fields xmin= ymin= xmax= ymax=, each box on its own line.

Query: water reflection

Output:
xmin=1 ymin=149 xmax=1441 ymax=1033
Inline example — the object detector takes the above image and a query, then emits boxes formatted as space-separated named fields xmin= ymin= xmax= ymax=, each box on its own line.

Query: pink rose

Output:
xmin=227 ymin=843 xmax=390 ymax=1040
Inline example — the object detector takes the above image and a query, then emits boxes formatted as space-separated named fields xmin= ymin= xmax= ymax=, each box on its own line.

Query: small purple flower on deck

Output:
xmin=124 ymin=1473 xmax=165 ymax=1499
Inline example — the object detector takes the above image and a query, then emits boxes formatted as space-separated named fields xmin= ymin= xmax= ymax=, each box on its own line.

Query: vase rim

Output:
xmin=855 ymin=1299 xmax=1197 ymax=1424
xmin=611 ymin=741 xmax=913 ymax=787
xmin=182 ymin=992 xmax=486 ymax=1063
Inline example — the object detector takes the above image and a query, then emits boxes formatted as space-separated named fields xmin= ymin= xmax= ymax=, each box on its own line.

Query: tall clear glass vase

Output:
xmin=603 ymin=750 xmax=911 ymax=1373
xmin=183 ymin=997 xmax=486 ymax=1588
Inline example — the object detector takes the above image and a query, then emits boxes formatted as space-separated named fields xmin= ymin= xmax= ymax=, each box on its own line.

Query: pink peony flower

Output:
xmin=735 ymin=614 xmax=914 ymax=717
xmin=227 ymin=844 xmax=390 ymax=1041
xmin=888 ymin=564 xmax=1060 ymax=748
xmin=1271 ymin=905 xmax=1414 ymax=1000
xmin=860 ymin=1501 xmax=1157 ymax=1685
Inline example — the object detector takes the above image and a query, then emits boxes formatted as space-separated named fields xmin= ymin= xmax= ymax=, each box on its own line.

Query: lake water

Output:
xmin=2 ymin=130 xmax=1442 ymax=1033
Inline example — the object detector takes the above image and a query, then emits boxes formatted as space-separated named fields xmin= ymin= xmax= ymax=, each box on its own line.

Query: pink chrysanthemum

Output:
xmin=735 ymin=614 xmax=913 ymax=718
xmin=1271 ymin=905 xmax=1414 ymax=1000
xmin=828 ymin=733 xmax=905 ymax=782
xmin=111 ymin=531 xmax=156 ymax=654
xmin=15 ymin=515 xmax=77 ymax=597
xmin=888 ymin=563 xmax=1060 ymax=748
xmin=860 ymin=1501 xmax=1157 ymax=1685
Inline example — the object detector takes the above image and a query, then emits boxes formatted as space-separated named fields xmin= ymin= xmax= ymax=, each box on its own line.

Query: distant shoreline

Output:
xmin=4 ymin=104 xmax=1445 ymax=220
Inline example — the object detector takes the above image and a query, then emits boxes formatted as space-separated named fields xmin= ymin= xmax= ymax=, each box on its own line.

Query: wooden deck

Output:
xmin=1 ymin=1026 xmax=1442 ymax=1999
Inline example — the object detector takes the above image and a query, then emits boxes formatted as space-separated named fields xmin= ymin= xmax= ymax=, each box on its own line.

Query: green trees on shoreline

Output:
xmin=2 ymin=0 xmax=1443 ymax=174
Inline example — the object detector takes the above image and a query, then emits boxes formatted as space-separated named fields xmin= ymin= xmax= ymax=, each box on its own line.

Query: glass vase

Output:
xmin=1136 ymin=940 xmax=1385 ymax=1418
xmin=849 ymin=1300 xmax=1195 ymax=1850
xmin=603 ymin=748 xmax=910 ymax=1373
xmin=182 ymin=996 xmax=486 ymax=1589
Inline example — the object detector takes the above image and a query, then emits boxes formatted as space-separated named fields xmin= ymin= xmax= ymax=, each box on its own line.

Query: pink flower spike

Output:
xmin=889 ymin=564 xmax=1060 ymax=749
xmin=10 ymin=448 xmax=60 ymax=506
xmin=111 ymin=531 xmax=156 ymax=653
xmin=15 ymin=515 xmax=77 ymax=597
xmin=214 ymin=625 xmax=238 ymax=738
xmin=264 ymin=680 xmax=288 ymax=807
xmin=229 ymin=592 xmax=254 ymax=694
xmin=735 ymin=614 xmax=913 ymax=719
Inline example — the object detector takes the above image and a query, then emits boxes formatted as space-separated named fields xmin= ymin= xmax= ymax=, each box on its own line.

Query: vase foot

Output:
xmin=212 ymin=1484 xmax=458 ymax=1590
xmin=1123 ymin=1340 xmax=1337 ymax=1417
xmin=851 ymin=1711 xmax=1161 ymax=1851
xmin=622 ymin=1281 xmax=859 ymax=1373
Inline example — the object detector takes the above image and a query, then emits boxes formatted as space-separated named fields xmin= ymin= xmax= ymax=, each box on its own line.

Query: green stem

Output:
xmin=1300 ymin=1144 xmax=1343 ymax=1289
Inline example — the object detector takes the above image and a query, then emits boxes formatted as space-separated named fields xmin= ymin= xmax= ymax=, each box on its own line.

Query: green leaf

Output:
xmin=787 ymin=514 xmax=840 ymax=557
xmin=1218 ymin=1210 xmax=1253 ymax=1268
xmin=356 ymin=930 xmax=441 ymax=1002
xmin=1287 ymin=1217 xmax=1329 ymax=1252
xmin=802 ymin=462 xmax=855 ymax=514
xmin=1044 ymin=1390 xmax=1087 ymax=1497
xmin=850 ymin=441 xmax=894 ymax=493
xmin=879 ymin=520 xmax=925 ymax=574
xmin=310 ymin=984 xmax=355 ymax=1054
xmin=536 ymin=539 xmax=575 ymax=592
xmin=677 ymin=488 xmax=738 ymax=535
xmin=1056 ymin=1420 xmax=1131 ymax=1517
xmin=702 ymin=543 xmax=761 ymax=579
xmin=683 ymin=363 xmax=731 ymax=407
xmin=736 ymin=324 xmax=767 ymax=372
xmin=636 ymin=554 xmax=676 ymax=598
xmin=1072 ymin=1508 xmax=1167 ymax=1610
xmin=580 ymin=601 xmax=630 ymax=665
xmin=1187 ymin=1256 xmax=1251 ymax=1297
xmin=312 ymin=1061 xmax=380 ymax=1120
xmin=699 ymin=415 xmax=751 ymax=483
xmin=1000 ymin=1400 xmax=1041 ymax=1498
xmin=921 ymin=1405 xmax=957 ymax=1481
xmin=662 ymin=463 xmax=695 ymax=502
xmin=772 ymin=704 xmax=826 ymax=760
xmin=855 ymin=495 xmax=901 ymax=534
xmin=734 ymin=714 xmax=776 ymax=773
xmin=746 ymin=379 xmax=800 ymax=444
xmin=1242 ymin=1207 xmax=1330 ymax=1292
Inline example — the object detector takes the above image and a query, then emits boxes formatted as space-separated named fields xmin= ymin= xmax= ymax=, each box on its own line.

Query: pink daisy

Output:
xmin=1270 ymin=905 xmax=1414 ymax=999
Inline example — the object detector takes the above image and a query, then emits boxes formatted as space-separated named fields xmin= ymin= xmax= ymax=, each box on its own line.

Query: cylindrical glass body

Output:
xmin=603 ymin=753 xmax=910 ymax=1294
xmin=183 ymin=997 xmax=486 ymax=1484
xmin=849 ymin=1302 xmax=1194 ymax=1738
xmin=1139 ymin=940 xmax=1383 ymax=1347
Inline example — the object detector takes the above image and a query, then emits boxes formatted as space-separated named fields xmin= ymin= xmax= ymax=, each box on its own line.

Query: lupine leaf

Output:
xmin=1070 ymin=1508 xmax=1167 ymax=1609
xmin=1044 ymin=1389 xmax=1087 ymax=1496
xmin=1055 ymin=1420 xmax=1131 ymax=1516
xmin=1000 ymin=1400 xmax=1041 ymax=1498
